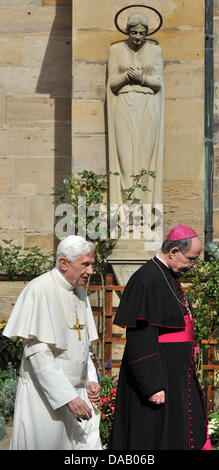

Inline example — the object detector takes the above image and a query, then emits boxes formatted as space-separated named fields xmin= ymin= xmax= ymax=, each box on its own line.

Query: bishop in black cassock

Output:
xmin=110 ymin=225 xmax=211 ymax=450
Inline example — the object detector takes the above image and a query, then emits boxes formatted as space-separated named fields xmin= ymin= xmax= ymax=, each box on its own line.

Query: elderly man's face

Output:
xmin=59 ymin=252 xmax=95 ymax=287
xmin=168 ymin=237 xmax=202 ymax=276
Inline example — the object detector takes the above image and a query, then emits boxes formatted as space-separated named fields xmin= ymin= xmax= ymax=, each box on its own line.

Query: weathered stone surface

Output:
xmin=162 ymin=0 xmax=204 ymax=29
xmin=214 ymin=178 xmax=219 ymax=210
xmin=0 ymin=297 xmax=19 ymax=321
xmin=165 ymin=99 xmax=204 ymax=135
xmin=213 ymin=210 xmax=219 ymax=240
xmin=0 ymin=128 xmax=70 ymax=157
xmin=214 ymin=0 xmax=219 ymax=15
xmin=0 ymin=282 xmax=27 ymax=298
xmin=0 ymin=280 xmax=29 ymax=322
xmin=24 ymin=233 xmax=54 ymax=252
xmin=0 ymin=7 xmax=71 ymax=35
xmin=23 ymin=36 xmax=72 ymax=67
xmin=73 ymin=63 xmax=106 ymax=100
xmin=41 ymin=0 xmax=72 ymax=6
xmin=0 ymin=1 xmax=41 ymax=5
xmin=0 ymin=96 xmax=5 ymax=127
xmin=159 ymin=29 xmax=204 ymax=62
xmin=73 ymin=0 xmax=114 ymax=30
xmin=28 ymin=197 xmax=54 ymax=231
xmin=164 ymin=63 xmax=204 ymax=99
xmin=7 ymin=96 xmax=71 ymax=127
xmin=164 ymin=134 xmax=204 ymax=180
xmin=0 ymin=231 xmax=24 ymax=247
xmin=0 ymin=37 xmax=22 ymax=66
xmin=73 ymin=30 xmax=123 ymax=62
xmin=13 ymin=158 xmax=54 ymax=195
xmin=214 ymin=147 xmax=219 ymax=177
xmin=0 ymin=158 xmax=13 ymax=194
xmin=163 ymin=178 xmax=205 ymax=240
xmin=112 ymin=343 xmax=125 ymax=362
xmin=12 ymin=155 xmax=70 ymax=196
xmin=0 ymin=66 xmax=71 ymax=97
xmin=72 ymin=100 xmax=105 ymax=134
xmin=116 ymin=0 xmax=204 ymax=30
xmin=0 ymin=197 xmax=29 ymax=230
xmin=43 ymin=0 xmax=72 ymax=5
xmin=72 ymin=135 xmax=106 ymax=173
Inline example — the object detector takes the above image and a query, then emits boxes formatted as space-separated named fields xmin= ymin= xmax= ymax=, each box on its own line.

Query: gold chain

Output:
xmin=50 ymin=272 xmax=87 ymax=339
xmin=152 ymin=258 xmax=192 ymax=317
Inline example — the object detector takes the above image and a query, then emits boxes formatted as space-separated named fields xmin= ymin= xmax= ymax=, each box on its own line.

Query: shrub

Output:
xmin=0 ymin=363 xmax=18 ymax=440
xmin=0 ymin=240 xmax=54 ymax=280
xmin=0 ymin=415 xmax=6 ymax=440
xmin=0 ymin=322 xmax=22 ymax=372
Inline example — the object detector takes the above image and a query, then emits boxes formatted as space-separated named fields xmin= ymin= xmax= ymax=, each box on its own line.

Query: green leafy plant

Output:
xmin=0 ymin=240 xmax=54 ymax=280
xmin=0 ymin=362 xmax=19 ymax=440
xmin=0 ymin=415 xmax=6 ymax=440
xmin=122 ymin=168 xmax=155 ymax=204
xmin=183 ymin=254 xmax=219 ymax=344
xmin=0 ymin=321 xmax=22 ymax=372
xmin=208 ymin=411 xmax=219 ymax=448
xmin=0 ymin=363 xmax=18 ymax=423
xmin=183 ymin=252 xmax=219 ymax=388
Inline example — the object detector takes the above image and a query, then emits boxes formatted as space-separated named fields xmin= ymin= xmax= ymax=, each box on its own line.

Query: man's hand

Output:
xmin=87 ymin=381 xmax=101 ymax=406
xmin=67 ymin=396 xmax=92 ymax=422
xmin=148 ymin=390 xmax=165 ymax=405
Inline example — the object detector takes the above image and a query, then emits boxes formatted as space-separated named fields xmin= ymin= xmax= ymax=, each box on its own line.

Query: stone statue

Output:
xmin=107 ymin=10 xmax=164 ymax=207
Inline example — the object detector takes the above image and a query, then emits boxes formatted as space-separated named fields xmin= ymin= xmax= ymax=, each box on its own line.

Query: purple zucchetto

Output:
xmin=166 ymin=224 xmax=198 ymax=241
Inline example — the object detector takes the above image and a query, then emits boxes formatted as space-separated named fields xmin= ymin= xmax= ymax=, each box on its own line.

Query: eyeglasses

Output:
xmin=180 ymin=253 xmax=200 ymax=265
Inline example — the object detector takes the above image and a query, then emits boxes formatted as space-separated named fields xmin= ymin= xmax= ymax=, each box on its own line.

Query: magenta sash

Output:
xmin=158 ymin=315 xmax=194 ymax=343
xmin=158 ymin=315 xmax=212 ymax=450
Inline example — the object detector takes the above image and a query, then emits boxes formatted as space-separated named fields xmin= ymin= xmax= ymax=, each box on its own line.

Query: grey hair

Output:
xmin=126 ymin=12 xmax=149 ymax=33
xmin=56 ymin=235 xmax=95 ymax=267
xmin=161 ymin=238 xmax=192 ymax=254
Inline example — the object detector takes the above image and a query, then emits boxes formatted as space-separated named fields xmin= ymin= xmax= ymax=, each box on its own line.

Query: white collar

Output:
xmin=55 ymin=268 xmax=73 ymax=288
xmin=155 ymin=254 xmax=170 ymax=269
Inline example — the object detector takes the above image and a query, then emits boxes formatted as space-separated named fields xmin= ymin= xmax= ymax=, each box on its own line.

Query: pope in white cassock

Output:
xmin=3 ymin=236 xmax=102 ymax=450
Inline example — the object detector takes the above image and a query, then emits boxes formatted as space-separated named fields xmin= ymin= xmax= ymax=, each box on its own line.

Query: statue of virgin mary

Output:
xmin=107 ymin=11 xmax=164 ymax=208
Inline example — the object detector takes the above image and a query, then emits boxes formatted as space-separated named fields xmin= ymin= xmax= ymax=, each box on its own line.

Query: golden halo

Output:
xmin=114 ymin=4 xmax=163 ymax=36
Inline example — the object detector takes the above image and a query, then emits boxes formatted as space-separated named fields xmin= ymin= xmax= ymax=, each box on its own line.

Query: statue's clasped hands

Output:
xmin=126 ymin=65 xmax=144 ymax=84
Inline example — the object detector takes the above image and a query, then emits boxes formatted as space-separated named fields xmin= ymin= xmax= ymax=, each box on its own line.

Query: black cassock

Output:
xmin=110 ymin=257 xmax=207 ymax=450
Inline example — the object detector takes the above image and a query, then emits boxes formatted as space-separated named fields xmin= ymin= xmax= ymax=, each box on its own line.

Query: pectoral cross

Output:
xmin=73 ymin=313 xmax=85 ymax=341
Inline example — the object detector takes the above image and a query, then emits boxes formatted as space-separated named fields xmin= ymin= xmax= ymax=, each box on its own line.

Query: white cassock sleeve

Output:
xmin=24 ymin=340 xmax=78 ymax=410
xmin=87 ymin=352 xmax=99 ymax=383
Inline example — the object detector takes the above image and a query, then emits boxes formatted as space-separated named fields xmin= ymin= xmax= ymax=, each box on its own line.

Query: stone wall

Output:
xmin=0 ymin=0 xmax=207 ymax=252
xmin=0 ymin=0 xmax=72 ymax=252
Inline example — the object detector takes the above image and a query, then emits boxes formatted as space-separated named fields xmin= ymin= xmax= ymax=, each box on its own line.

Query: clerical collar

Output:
xmin=154 ymin=254 xmax=180 ymax=279
xmin=155 ymin=254 xmax=170 ymax=269
xmin=55 ymin=268 xmax=75 ymax=291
